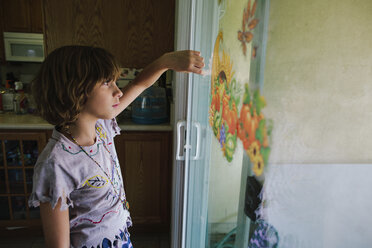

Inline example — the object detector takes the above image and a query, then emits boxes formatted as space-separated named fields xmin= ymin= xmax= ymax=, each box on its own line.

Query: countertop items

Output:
xmin=0 ymin=112 xmax=172 ymax=131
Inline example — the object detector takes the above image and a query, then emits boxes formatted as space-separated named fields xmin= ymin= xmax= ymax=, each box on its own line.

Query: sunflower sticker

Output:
xmin=237 ymin=85 xmax=272 ymax=176
xmin=210 ymin=32 xmax=240 ymax=162
xmin=209 ymin=33 xmax=272 ymax=175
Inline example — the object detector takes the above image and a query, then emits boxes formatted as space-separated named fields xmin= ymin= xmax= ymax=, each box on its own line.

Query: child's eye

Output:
xmin=103 ymin=80 xmax=111 ymax=86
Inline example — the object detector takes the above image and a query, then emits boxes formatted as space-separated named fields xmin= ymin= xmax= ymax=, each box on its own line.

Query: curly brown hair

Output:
xmin=31 ymin=45 xmax=121 ymax=129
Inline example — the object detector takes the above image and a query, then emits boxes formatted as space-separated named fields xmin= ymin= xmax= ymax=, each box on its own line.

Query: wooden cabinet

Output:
xmin=43 ymin=0 xmax=175 ymax=68
xmin=115 ymin=131 xmax=172 ymax=233
xmin=0 ymin=10 xmax=4 ymax=63
xmin=0 ymin=130 xmax=47 ymax=236
xmin=29 ymin=0 xmax=43 ymax=33
xmin=0 ymin=0 xmax=43 ymax=33
xmin=0 ymin=0 xmax=174 ymax=67
xmin=0 ymin=0 xmax=43 ymax=63
xmin=0 ymin=129 xmax=172 ymax=235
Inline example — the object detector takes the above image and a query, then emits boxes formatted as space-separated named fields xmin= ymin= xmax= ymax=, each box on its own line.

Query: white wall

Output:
xmin=264 ymin=164 xmax=372 ymax=248
xmin=264 ymin=0 xmax=372 ymax=164
xmin=262 ymin=1 xmax=372 ymax=246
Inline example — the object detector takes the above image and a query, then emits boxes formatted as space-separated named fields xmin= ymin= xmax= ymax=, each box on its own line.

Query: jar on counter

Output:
xmin=13 ymin=82 xmax=28 ymax=114
xmin=0 ymin=88 xmax=3 ymax=113
xmin=25 ymin=93 xmax=37 ymax=114
xmin=2 ymin=87 xmax=15 ymax=112
xmin=131 ymin=85 xmax=168 ymax=124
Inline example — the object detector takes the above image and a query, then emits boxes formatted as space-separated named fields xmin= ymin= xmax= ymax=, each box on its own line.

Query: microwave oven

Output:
xmin=3 ymin=32 xmax=44 ymax=62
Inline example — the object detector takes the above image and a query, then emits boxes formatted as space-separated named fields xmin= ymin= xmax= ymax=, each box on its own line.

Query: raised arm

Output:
xmin=114 ymin=50 xmax=204 ymax=115
xmin=40 ymin=198 xmax=70 ymax=248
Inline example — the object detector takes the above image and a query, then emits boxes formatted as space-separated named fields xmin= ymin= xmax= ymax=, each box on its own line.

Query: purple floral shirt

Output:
xmin=29 ymin=118 xmax=132 ymax=248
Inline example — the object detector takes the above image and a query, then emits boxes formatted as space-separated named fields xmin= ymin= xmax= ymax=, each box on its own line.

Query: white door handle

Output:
xmin=176 ymin=121 xmax=186 ymax=160
xmin=191 ymin=122 xmax=201 ymax=160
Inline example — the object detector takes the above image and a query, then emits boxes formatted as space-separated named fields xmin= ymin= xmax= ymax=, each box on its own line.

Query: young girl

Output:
xmin=28 ymin=46 xmax=204 ymax=248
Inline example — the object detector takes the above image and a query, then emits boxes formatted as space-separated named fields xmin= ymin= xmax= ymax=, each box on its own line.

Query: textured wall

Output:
xmin=264 ymin=0 xmax=372 ymax=164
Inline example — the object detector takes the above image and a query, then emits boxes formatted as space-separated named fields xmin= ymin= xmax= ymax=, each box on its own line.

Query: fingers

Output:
xmin=195 ymin=55 xmax=204 ymax=63
xmin=191 ymin=52 xmax=205 ymax=74
xmin=194 ymin=60 xmax=205 ymax=69
xmin=186 ymin=59 xmax=204 ymax=75
xmin=169 ymin=50 xmax=205 ymax=74
xmin=186 ymin=50 xmax=203 ymax=60
xmin=190 ymin=51 xmax=204 ymax=67
xmin=187 ymin=50 xmax=201 ymax=55
xmin=189 ymin=66 xmax=203 ymax=75
xmin=192 ymin=63 xmax=204 ymax=74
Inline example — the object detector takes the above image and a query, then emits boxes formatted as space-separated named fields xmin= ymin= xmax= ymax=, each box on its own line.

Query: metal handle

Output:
xmin=191 ymin=122 xmax=201 ymax=160
xmin=176 ymin=120 xmax=186 ymax=160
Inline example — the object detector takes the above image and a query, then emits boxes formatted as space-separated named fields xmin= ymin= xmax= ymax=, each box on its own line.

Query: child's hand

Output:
xmin=163 ymin=50 xmax=205 ymax=75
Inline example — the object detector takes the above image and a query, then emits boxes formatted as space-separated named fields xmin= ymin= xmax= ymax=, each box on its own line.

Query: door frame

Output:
xmin=171 ymin=0 xmax=193 ymax=247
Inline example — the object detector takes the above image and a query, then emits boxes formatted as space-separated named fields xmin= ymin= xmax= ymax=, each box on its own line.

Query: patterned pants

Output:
xmin=82 ymin=227 xmax=133 ymax=248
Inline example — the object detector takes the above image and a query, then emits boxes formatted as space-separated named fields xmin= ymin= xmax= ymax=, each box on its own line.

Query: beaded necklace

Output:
xmin=66 ymin=127 xmax=129 ymax=210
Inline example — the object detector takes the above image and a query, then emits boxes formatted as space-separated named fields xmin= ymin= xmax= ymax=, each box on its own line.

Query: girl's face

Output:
xmin=82 ymin=79 xmax=123 ymax=120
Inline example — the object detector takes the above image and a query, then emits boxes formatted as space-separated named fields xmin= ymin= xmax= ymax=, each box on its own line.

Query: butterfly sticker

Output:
xmin=238 ymin=0 xmax=259 ymax=56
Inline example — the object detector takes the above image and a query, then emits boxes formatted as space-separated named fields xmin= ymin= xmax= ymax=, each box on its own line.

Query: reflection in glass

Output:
xmin=25 ymin=169 xmax=34 ymax=193
xmin=0 ymin=197 xmax=10 ymax=220
xmin=8 ymin=169 xmax=24 ymax=193
xmin=22 ymin=140 xmax=39 ymax=166
xmin=11 ymin=44 xmax=44 ymax=58
xmin=0 ymin=169 xmax=6 ymax=194
xmin=11 ymin=196 xmax=26 ymax=220
xmin=5 ymin=140 xmax=22 ymax=167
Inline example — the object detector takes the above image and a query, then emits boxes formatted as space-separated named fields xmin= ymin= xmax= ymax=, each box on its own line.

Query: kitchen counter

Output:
xmin=0 ymin=112 xmax=173 ymax=131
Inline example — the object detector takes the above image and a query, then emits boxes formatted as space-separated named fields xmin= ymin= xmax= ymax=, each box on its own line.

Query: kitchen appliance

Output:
xmin=3 ymin=32 xmax=44 ymax=62
xmin=131 ymin=86 xmax=168 ymax=124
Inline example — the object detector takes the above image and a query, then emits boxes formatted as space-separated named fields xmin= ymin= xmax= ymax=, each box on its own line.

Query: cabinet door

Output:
xmin=0 ymin=0 xmax=43 ymax=33
xmin=30 ymin=0 xmax=43 ymax=33
xmin=115 ymin=131 xmax=172 ymax=232
xmin=1 ymin=0 xmax=31 ymax=32
xmin=0 ymin=10 xmax=4 ymax=63
xmin=0 ymin=131 xmax=46 ymax=233
xmin=43 ymin=0 xmax=175 ymax=68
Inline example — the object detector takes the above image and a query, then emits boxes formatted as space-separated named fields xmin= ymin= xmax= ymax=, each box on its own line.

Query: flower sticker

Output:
xmin=238 ymin=84 xmax=272 ymax=176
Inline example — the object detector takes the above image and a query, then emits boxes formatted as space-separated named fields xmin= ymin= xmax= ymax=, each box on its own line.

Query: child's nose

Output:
xmin=114 ymin=85 xmax=123 ymax=98
xmin=115 ymin=89 xmax=123 ymax=98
